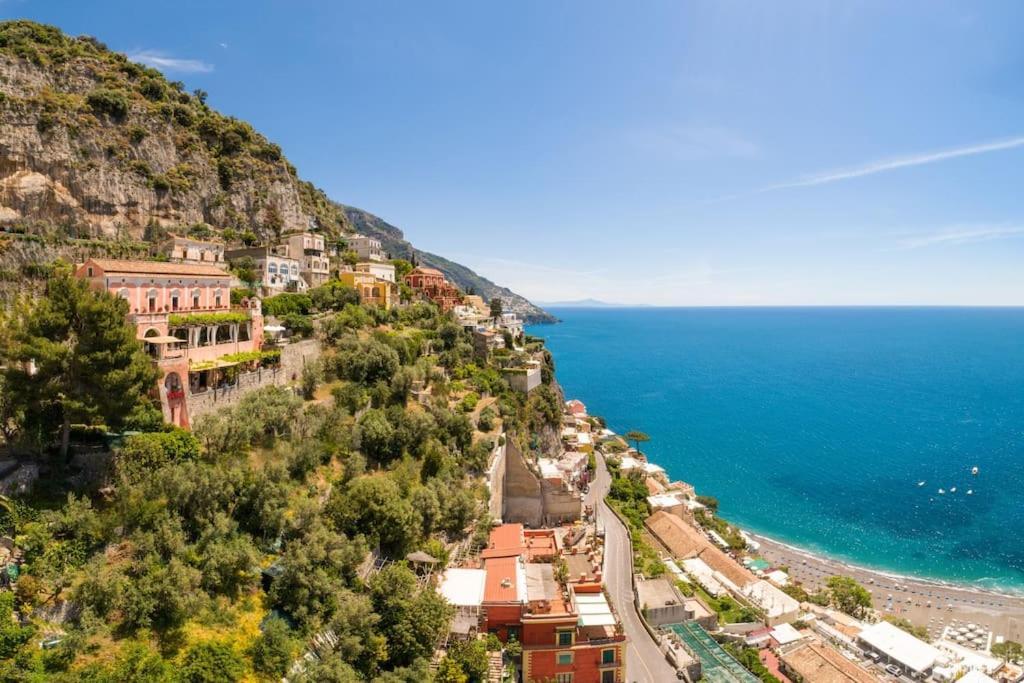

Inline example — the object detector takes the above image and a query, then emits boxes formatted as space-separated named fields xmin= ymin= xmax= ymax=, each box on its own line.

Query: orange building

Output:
xmin=521 ymin=583 xmax=625 ymax=683
xmin=404 ymin=266 xmax=462 ymax=312
xmin=75 ymin=258 xmax=265 ymax=428
xmin=479 ymin=524 xmax=627 ymax=683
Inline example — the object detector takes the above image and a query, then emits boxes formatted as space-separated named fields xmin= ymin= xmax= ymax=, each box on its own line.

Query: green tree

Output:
xmin=249 ymin=616 xmax=299 ymax=677
xmin=624 ymin=430 xmax=650 ymax=452
xmin=229 ymin=257 xmax=259 ymax=287
xmin=826 ymin=575 xmax=873 ymax=618
xmin=178 ymin=640 xmax=246 ymax=683
xmin=326 ymin=476 xmax=419 ymax=556
xmin=356 ymin=409 xmax=396 ymax=463
xmin=268 ymin=523 xmax=367 ymax=629
xmin=447 ymin=639 xmax=488 ymax=682
xmin=113 ymin=429 xmax=200 ymax=483
xmin=0 ymin=592 xmax=33 ymax=658
xmin=434 ymin=657 xmax=467 ymax=683
xmin=5 ymin=273 xmax=158 ymax=459
xmin=369 ymin=564 xmax=453 ymax=667
xmin=488 ymin=297 xmax=503 ymax=320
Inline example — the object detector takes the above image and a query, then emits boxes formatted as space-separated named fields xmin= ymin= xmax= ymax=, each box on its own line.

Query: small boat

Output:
xmin=950 ymin=487 xmax=957 ymax=493
xmin=918 ymin=481 xmax=926 ymax=487
xmin=972 ymin=466 xmax=979 ymax=475
xmin=967 ymin=490 xmax=973 ymax=495
xmin=938 ymin=489 xmax=946 ymax=494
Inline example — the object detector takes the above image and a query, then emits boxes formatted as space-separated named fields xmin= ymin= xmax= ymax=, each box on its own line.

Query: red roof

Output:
xmin=410 ymin=266 xmax=445 ymax=276
xmin=483 ymin=556 xmax=523 ymax=603
xmin=481 ymin=524 xmax=526 ymax=559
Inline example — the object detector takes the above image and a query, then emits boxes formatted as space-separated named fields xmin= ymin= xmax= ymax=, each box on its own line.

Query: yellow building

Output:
xmin=338 ymin=271 xmax=397 ymax=309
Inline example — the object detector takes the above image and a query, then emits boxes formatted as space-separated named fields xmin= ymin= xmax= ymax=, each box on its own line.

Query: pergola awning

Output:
xmin=142 ymin=335 xmax=185 ymax=344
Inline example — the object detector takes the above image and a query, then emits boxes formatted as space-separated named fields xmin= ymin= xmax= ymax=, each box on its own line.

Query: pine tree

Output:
xmin=4 ymin=272 xmax=158 ymax=459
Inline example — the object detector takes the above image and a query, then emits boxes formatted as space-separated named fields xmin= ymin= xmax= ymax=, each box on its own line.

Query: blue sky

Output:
xmin=7 ymin=1 xmax=1024 ymax=305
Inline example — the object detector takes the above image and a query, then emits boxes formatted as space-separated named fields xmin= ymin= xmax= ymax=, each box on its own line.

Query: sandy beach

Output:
xmin=751 ymin=532 xmax=1024 ymax=643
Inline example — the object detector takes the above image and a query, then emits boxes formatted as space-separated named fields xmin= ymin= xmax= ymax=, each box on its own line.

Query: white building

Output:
xmin=355 ymin=261 xmax=396 ymax=283
xmin=347 ymin=234 xmax=385 ymax=262
xmin=647 ymin=492 xmax=687 ymax=516
xmin=504 ymin=362 xmax=541 ymax=393
xmin=279 ymin=232 xmax=330 ymax=287
xmin=743 ymin=579 xmax=800 ymax=625
xmin=858 ymin=620 xmax=941 ymax=678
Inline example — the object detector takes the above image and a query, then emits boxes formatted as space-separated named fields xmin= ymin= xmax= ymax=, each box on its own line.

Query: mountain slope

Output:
xmin=342 ymin=204 xmax=555 ymax=323
xmin=0 ymin=20 xmax=551 ymax=321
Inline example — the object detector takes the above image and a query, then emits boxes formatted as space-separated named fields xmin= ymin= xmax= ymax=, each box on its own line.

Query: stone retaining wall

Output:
xmin=186 ymin=339 xmax=321 ymax=421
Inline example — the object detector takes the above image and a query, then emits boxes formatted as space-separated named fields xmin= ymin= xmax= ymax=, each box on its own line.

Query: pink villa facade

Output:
xmin=75 ymin=259 xmax=264 ymax=429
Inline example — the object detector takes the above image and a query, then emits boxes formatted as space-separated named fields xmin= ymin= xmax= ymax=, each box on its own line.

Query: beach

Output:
xmin=753 ymin=532 xmax=1024 ymax=642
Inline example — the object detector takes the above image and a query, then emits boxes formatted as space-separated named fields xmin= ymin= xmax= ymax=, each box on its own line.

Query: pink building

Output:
xmin=75 ymin=259 xmax=264 ymax=428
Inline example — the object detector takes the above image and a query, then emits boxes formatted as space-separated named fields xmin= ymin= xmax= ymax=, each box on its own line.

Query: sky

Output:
xmin=7 ymin=1 xmax=1024 ymax=305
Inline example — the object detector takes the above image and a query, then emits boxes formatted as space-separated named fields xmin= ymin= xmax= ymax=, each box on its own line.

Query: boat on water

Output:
xmin=967 ymin=490 xmax=973 ymax=495
xmin=950 ymin=487 xmax=957 ymax=493
xmin=938 ymin=489 xmax=946 ymax=494
xmin=917 ymin=481 xmax=926 ymax=487
xmin=972 ymin=466 xmax=979 ymax=475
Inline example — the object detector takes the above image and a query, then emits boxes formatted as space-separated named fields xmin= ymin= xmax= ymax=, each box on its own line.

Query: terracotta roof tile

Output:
xmin=85 ymin=259 xmax=231 ymax=277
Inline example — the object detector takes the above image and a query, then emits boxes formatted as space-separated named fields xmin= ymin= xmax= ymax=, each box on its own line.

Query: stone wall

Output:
xmin=185 ymin=339 xmax=321 ymax=422
xmin=501 ymin=440 xmax=581 ymax=527
xmin=486 ymin=438 xmax=507 ymax=522
xmin=502 ymin=441 xmax=543 ymax=527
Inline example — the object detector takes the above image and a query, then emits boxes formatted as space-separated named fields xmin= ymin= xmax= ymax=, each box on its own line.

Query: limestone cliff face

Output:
xmin=0 ymin=27 xmax=336 ymax=239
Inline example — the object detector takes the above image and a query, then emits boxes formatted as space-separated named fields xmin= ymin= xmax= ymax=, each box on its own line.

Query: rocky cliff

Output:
xmin=0 ymin=21 xmax=552 ymax=321
xmin=342 ymin=205 xmax=555 ymax=323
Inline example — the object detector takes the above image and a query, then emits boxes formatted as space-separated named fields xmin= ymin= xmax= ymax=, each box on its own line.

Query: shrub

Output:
xmin=86 ymin=88 xmax=129 ymax=120
xmin=263 ymin=292 xmax=312 ymax=317
xmin=138 ymin=78 xmax=165 ymax=101
xmin=249 ymin=616 xmax=298 ymax=676
xmin=178 ymin=640 xmax=246 ymax=683
xmin=114 ymin=428 xmax=200 ymax=482
xmin=459 ymin=391 xmax=480 ymax=413
xmin=281 ymin=313 xmax=313 ymax=339
xmin=477 ymin=407 xmax=496 ymax=432
xmin=127 ymin=125 xmax=147 ymax=143
xmin=172 ymin=103 xmax=195 ymax=127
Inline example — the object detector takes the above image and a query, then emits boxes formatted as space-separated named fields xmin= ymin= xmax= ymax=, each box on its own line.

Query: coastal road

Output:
xmin=592 ymin=451 xmax=679 ymax=683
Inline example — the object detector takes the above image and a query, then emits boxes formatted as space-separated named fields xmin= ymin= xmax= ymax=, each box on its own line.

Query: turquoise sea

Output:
xmin=528 ymin=307 xmax=1024 ymax=593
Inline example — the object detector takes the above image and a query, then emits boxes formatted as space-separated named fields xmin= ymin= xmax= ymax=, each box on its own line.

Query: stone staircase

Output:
xmin=487 ymin=651 xmax=504 ymax=682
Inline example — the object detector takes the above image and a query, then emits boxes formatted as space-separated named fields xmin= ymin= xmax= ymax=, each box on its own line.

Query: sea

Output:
xmin=527 ymin=307 xmax=1024 ymax=593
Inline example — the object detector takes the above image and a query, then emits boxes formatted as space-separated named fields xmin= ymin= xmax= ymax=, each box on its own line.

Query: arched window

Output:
xmin=213 ymin=289 xmax=222 ymax=308
xmin=191 ymin=288 xmax=201 ymax=309
xmin=268 ymin=263 xmax=278 ymax=275
xmin=291 ymin=264 xmax=299 ymax=276
xmin=117 ymin=287 xmax=130 ymax=301
xmin=170 ymin=289 xmax=180 ymax=311
xmin=147 ymin=288 xmax=158 ymax=312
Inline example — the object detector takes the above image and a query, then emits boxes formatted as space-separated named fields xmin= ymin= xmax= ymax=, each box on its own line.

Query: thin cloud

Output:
xmin=700 ymin=135 xmax=1024 ymax=205
xmin=128 ymin=50 xmax=213 ymax=74
xmin=766 ymin=136 xmax=1024 ymax=191
xmin=896 ymin=225 xmax=1024 ymax=249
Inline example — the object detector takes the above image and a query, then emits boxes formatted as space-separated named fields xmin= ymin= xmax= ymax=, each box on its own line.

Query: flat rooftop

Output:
xmin=636 ymin=577 xmax=682 ymax=609
xmin=858 ymin=621 xmax=940 ymax=673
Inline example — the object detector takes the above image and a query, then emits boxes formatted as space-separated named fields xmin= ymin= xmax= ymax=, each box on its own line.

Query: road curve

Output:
xmin=591 ymin=452 xmax=679 ymax=683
